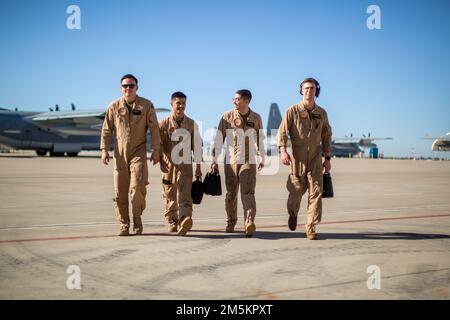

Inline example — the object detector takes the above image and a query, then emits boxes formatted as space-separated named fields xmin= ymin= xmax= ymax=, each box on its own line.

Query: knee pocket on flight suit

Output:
xmin=162 ymin=178 xmax=177 ymax=199
xmin=114 ymin=168 xmax=130 ymax=196
xmin=287 ymin=174 xmax=302 ymax=193
xmin=130 ymin=161 xmax=146 ymax=188
xmin=113 ymin=172 xmax=129 ymax=206
xmin=240 ymin=170 xmax=256 ymax=195
xmin=113 ymin=195 xmax=128 ymax=206
xmin=225 ymin=173 xmax=238 ymax=194
xmin=162 ymin=178 xmax=178 ymax=213
xmin=178 ymin=169 xmax=193 ymax=191
xmin=178 ymin=172 xmax=193 ymax=206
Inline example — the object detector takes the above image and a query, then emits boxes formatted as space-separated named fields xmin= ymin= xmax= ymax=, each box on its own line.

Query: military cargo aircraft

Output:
xmin=422 ymin=133 xmax=450 ymax=152
xmin=331 ymin=133 xmax=392 ymax=157
xmin=0 ymin=105 xmax=170 ymax=156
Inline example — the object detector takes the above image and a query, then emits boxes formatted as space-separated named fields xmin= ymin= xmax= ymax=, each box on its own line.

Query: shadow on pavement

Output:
xmin=173 ymin=230 xmax=450 ymax=240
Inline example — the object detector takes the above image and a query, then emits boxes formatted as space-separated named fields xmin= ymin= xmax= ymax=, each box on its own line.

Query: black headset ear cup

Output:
xmin=315 ymin=80 xmax=320 ymax=97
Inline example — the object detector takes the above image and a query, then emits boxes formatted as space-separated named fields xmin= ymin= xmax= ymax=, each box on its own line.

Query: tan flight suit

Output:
xmin=278 ymin=101 xmax=332 ymax=234
xmin=100 ymin=96 xmax=161 ymax=233
xmin=159 ymin=114 xmax=202 ymax=232
xmin=213 ymin=109 xmax=265 ymax=232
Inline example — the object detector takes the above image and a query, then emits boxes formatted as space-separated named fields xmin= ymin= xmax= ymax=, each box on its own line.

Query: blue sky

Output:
xmin=0 ymin=0 xmax=449 ymax=157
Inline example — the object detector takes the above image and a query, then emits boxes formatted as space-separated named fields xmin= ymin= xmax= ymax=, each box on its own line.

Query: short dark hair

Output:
xmin=121 ymin=74 xmax=138 ymax=85
xmin=236 ymin=89 xmax=252 ymax=102
xmin=171 ymin=91 xmax=187 ymax=100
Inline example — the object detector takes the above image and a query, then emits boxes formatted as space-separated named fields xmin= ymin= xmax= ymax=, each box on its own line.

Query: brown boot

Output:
xmin=288 ymin=214 xmax=297 ymax=231
xmin=306 ymin=227 xmax=317 ymax=240
xmin=178 ymin=216 xmax=193 ymax=236
xmin=167 ymin=217 xmax=179 ymax=232
xmin=225 ymin=223 xmax=235 ymax=233
xmin=245 ymin=221 xmax=256 ymax=238
xmin=118 ymin=225 xmax=129 ymax=236
xmin=307 ymin=232 xmax=317 ymax=240
xmin=133 ymin=216 xmax=143 ymax=235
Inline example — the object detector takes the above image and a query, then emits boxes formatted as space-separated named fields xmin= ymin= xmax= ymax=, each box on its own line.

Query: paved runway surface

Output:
xmin=1 ymin=152 xmax=449 ymax=299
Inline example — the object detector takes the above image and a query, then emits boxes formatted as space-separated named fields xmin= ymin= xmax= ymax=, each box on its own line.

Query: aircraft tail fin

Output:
xmin=266 ymin=103 xmax=282 ymax=136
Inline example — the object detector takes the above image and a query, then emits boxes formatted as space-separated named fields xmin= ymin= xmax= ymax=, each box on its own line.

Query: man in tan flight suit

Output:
xmin=212 ymin=89 xmax=265 ymax=238
xmin=101 ymin=74 xmax=163 ymax=236
xmin=278 ymin=77 xmax=332 ymax=240
xmin=159 ymin=92 xmax=203 ymax=236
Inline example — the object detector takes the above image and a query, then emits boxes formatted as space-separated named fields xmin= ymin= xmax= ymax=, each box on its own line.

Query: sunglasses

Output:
xmin=121 ymin=84 xmax=136 ymax=89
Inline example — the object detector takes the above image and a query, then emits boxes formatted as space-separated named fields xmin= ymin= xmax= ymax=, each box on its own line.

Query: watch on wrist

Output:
xmin=325 ymin=156 xmax=331 ymax=161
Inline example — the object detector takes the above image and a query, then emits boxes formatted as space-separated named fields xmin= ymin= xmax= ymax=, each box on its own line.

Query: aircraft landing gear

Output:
xmin=67 ymin=152 xmax=79 ymax=157
xmin=35 ymin=150 xmax=48 ymax=156
xmin=40 ymin=150 xmax=80 ymax=157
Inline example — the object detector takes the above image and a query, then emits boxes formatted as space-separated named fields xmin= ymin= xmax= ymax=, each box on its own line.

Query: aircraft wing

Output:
xmin=363 ymin=137 xmax=392 ymax=141
xmin=333 ymin=138 xmax=361 ymax=143
xmin=334 ymin=137 xmax=392 ymax=142
xmin=30 ymin=110 xmax=105 ymax=121
xmin=421 ymin=133 xmax=450 ymax=140
xmin=28 ymin=108 xmax=170 ymax=136
xmin=333 ymin=137 xmax=392 ymax=148
xmin=28 ymin=110 xmax=106 ymax=136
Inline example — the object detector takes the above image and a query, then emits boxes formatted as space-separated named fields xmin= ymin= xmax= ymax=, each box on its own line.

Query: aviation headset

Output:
xmin=299 ymin=77 xmax=320 ymax=98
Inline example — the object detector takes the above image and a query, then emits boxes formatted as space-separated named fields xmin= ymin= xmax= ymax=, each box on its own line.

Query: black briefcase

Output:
xmin=323 ymin=172 xmax=334 ymax=198
xmin=191 ymin=177 xmax=205 ymax=204
xmin=203 ymin=171 xmax=222 ymax=196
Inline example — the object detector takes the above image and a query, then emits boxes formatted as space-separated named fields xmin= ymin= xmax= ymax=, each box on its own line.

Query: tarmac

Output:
xmin=0 ymin=151 xmax=449 ymax=300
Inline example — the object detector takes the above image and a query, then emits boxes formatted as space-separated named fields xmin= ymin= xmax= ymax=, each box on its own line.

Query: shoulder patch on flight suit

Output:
xmin=247 ymin=121 xmax=255 ymax=127
xmin=300 ymin=110 xmax=308 ymax=119
xmin=118 ymin=106 xmax=128 ymax=117
xmin=311 ymin=113 xmax=321 ymax=119
xmin=234 ymin=118 xmax=242 ymax=127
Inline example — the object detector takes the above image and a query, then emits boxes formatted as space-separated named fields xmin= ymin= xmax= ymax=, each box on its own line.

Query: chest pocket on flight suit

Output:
xmin=288 ymin=110 xmax=301 ymax=140
xmin=297 ymin=113 xmax=309 ymax=140
xmin=115 ymin=108 xmax=129 ymax=141
xmin=245 ymin=121 xmax=257 ymax=139
xmin=230 ymin=119 xmax=242 ymax=146
xmin=130 ymin=109 xmax=146 ymax=145
xmin=165 ymin=126 xmax=176 ymax=151
xmin=130 ymin=109 xmax=143 ymax=126
xmin=311 ymin=113 xmax=323 ymax=145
